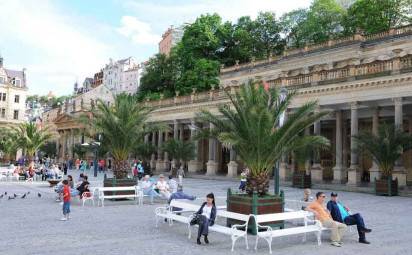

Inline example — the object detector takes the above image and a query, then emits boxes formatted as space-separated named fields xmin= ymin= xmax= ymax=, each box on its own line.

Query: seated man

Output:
xmin=168 ymin=185 xmax=196 ymax=204
xmin=140 ymin=175 xmax=159 ymax=204
xmin=306 ymin=192 xmax=347 ymax=247
xmin=327 ymin=192 xmax=372 ymax=244
xmin=168 ymin=175 xmax=178 ymax=194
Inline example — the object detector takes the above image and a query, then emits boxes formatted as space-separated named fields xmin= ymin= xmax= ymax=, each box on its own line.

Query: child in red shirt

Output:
xmin=61 ymin=180 xmax=71 ymax=221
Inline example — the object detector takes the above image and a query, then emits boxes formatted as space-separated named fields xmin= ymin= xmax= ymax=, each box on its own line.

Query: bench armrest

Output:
xmin=231 ymin=222 xmax=248 ymax=231
xmin=256 ymin=223 xmax=273 ymax=232
xmin=155 ymin=206 xmax=168 ymax=216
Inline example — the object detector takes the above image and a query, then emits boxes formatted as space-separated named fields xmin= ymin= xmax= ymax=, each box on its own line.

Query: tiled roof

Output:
xmin=4 ymin=68 xmax=26 ymax=87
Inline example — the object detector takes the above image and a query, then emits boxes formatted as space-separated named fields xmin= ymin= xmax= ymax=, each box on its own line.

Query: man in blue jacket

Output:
xmin=327 ymin=192 xmax=372 ymax=244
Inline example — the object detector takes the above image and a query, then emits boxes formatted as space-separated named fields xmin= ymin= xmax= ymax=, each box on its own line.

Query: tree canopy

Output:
xmin=139 ymin=0 xmax=411 ymax=100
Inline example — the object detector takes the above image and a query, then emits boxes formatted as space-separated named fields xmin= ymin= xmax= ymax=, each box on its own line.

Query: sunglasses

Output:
xmin=320 ymin=195 xmax=326 ymax=198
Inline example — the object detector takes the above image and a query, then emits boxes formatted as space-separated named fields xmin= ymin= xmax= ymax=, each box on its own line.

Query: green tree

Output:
xmin=161 ymin=139 xmax=195 ymax=169
xmin=83 ymin=93 xmax=166 ymax=179
xmin=39 ymin=141 xmax=57 ymax=158
xmin=280 ymin=9 xmax=309 ymax=48
xmin=72 ymin=143 xmax=88 ymax=159
xmin=0 ymin=128 xmax=19 ymax=162
xmin=252 ymin=12 xmax=285 ymax=58
xmin=344 ymin=0 xmax=412 ymax=35
xmin=13 ymin=122 xmax=52 ymax=161
xmin=354 ymin=123 xmax=412 ymax=179
xmin=196 ymin=81 xmax=329 ymax=195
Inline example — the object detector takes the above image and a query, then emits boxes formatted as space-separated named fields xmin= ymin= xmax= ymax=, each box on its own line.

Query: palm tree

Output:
xmin=84 ymin=93 xmax=165 ymax=179
xmin=354 ymin=123 xmax=412 ymax=179
xmin=292 ymin=135 xmax=330 ymax=173
xmin=0 ymin=128 xmax=19 ymax=163
xmin=196 ymin=81 xmax=328 ymax=195
xmin=72 ymin=143 xmax=88 ymax=159
xmin=13 ymin=122 xmax=52 ymax=162
xmin=162 ymin=139 xmax=196 ymax=170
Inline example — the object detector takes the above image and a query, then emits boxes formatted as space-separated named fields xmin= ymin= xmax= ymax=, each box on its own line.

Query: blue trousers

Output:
xmin=197 ymin=215 xmax=212 ymax=238
xmin=344 ymin=213 xmax=366 ymax=240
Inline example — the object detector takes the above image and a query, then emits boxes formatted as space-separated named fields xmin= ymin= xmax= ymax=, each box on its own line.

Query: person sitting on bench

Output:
xmin=306 ymin=191 xmax=347 ymax=247
xmin=327 ymin=192 xmax=372 ymax=244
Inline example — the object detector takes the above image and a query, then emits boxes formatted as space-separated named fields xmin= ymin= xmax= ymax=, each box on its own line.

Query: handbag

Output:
xmin=190 ymin=213 xmax=202 ymax=226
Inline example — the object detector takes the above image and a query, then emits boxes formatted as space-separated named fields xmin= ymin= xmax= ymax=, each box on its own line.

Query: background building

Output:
xmin=0 ymin=55 xmax=28 ymax=128
xmin=102 ymin=57 xmax=141 ymax=95
xmin=159 ymin=25 xmax=184 ymax=56
xmin=93 ymin=69 xmax=103 ymax=88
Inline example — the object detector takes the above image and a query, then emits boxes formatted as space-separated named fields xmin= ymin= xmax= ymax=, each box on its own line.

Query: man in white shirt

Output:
xmin=140 ymin=175 xmax=159 ymax=204
xmin=156 ymin=174 xmax=171 ymax=199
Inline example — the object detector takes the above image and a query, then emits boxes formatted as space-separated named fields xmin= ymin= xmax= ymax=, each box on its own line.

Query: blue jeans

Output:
xmin=63 ymin=202 xmax=71 ymax=215
xmin=197 ymin=215 xmax=212 ymax=238
xmin=344 ymin=213 xmax=366 ymax=240
xmin=143 ymin=189 xmax=159 ymax=203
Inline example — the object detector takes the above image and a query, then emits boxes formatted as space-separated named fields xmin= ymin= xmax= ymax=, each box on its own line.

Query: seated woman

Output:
xmin=195 ymin=193 xmax=217 ymax=245
xmin=76 ymin=181 xmax=90 ymax=198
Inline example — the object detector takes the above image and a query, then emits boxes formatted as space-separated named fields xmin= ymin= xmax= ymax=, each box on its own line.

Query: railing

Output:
xmin=320 ymin=67 xmax=350 ymax=81
xmin=401 ymin=55 xmax=412 ymax=69
xmin=356 ymin=60 xmax=393 ymax=76
xmin=221 ymin=24 xmax=412 ymax=74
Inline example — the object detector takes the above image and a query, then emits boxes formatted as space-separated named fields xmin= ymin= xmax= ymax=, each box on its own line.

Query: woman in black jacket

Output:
xmin=196 ymin=193 xmax=217 ymax=245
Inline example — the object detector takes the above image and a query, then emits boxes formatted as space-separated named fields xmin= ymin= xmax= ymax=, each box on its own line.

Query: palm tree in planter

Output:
xmin=196 ymin=81 xmax=328 ymax=230
xmin=354 ymin=123 xmax=412 ymax=196
xmin=161 ymin=138 xmax=195 ymax=175
xmin=83 ymin=93 xmax=166 ymax=180
xmin=292 ymin=135 xmax=330 ymax=188
xmin=13 ymin=122 xmax=52 ymax=163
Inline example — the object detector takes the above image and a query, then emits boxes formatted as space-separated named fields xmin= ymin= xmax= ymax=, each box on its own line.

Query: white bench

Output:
xmin=253 ymin=211 xmax=322 ymax=254
xmin=155 ymin=200 xmax=251 ymax=252
xmin=97 ymin=186 xmax=139 ymax=207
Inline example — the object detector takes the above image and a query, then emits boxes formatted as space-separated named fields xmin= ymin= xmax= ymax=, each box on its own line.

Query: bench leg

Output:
xmin=245 ymin=235 xmax=249 ymax=250
xmin=254 ymin=236 xmax=259 ymax=250
xmin=317 ymin=231 xmax=322 ymax=246
xmin=231 ymin=237 xmax=236 ymax=252
xmin=264 ymin=237 xmax=272 ymax=254
xmin=303 ymin=232 xmax=307 ymax=243
xmin=187 ymin=223 xmax=191 ymax=239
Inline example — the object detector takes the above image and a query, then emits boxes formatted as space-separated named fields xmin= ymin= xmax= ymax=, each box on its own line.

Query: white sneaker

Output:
xmin=331 ymin=242 xmax=342 ymax=247
xmin=60 ymin=217 xmax=67 ymax=221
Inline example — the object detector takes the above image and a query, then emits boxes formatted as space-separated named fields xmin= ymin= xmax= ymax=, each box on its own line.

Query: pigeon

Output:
xmin=0 ymin=194 xmax=3 ymax=199
xmin=8 ymin=196 xmax=15 ymax=200
xmin=37 ymin=193 xmax=41 ymax=198
xmin=21 ymin=193 xmax=26 ymax=199
xmin=13 ymin=193 xmax=17 ymax=198
xmin=4 ymin=192 xmax=7 ymax=195
xmin=27 ymin=191 xmax=31 ymax=195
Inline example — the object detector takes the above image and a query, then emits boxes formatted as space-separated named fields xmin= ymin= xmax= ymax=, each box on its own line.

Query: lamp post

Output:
xmin=82 ymin=138 xmax=100 ymax=177
xmin=274 ymin=87 xmax=288 ymax=196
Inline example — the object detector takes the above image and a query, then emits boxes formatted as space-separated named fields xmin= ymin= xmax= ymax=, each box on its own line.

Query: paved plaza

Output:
xmin=1 ymin=171 xmax=412 ymax=255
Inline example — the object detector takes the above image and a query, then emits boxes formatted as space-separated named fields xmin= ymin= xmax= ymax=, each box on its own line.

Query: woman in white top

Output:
xmin=156 ymin=174 xmax=171 ymax=199
xmin=195 ymin=193 xmax=217 ymax=245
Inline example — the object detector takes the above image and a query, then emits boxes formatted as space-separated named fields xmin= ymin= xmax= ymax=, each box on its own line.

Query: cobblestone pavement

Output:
xmin=1 ymin=170 xmax=411 ymax=255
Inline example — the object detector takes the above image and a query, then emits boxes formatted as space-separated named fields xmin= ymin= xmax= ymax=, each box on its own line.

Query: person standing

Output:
xmin=61 ymin=180 xmax=71 ymax=221
xmin=306 ymin=192 xmax=347 ymax=247
xmin=195 ymin=193 xmax=217 ymax=245
xmin=238 ymin=168 xmax=248 ymax=192
xmin=327 ymin=193 xmax=372 ymax=244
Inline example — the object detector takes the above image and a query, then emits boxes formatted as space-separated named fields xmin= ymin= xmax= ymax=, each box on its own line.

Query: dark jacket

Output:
xmin=327 ymin=200 xmax=344 ymax=223
xmin=196 ymin=202 xmax=217 ymax=226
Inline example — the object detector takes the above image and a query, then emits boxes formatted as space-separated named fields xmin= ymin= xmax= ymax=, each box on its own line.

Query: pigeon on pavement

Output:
xmin=27 ymin=191 xmax=31 ymax=195
xmin=0 ymin=194 xmax=3 ymax=199
xmin=38 ymin=193 xmax=42 ymax=198
xmin=8 ymin=196 xmax=15 ymax=200
xmin=13 ymin=193 xmax=17 ymax=198
xmin=21 ymin=193 xmax=27 ymax=199
xmin=5 ymin=192 xmax=7 ymax=195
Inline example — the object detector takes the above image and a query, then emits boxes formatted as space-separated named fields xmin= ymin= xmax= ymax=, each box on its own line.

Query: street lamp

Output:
xmin=82 ymin=140 xmax=101 ymax=177
xmin=274 ymin=87 xmax=288 ymax=196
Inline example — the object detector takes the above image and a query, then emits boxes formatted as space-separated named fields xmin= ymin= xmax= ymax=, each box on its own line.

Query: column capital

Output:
xmin=350 ymin=101 xmax=358 ymax=110
xmin=393 ymin=97 xmax=403 ymax=106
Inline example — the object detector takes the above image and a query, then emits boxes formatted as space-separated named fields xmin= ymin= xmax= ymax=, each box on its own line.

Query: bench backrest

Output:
xmin=169 ymin=200 xmax=201 ymax=212
xmin=217 ymin=210 xmax=251 ymax=222
xmin=98 ymin=186 xmax=137 ymax=192
xmin=255 ymin=211 xmax=311 ymax=224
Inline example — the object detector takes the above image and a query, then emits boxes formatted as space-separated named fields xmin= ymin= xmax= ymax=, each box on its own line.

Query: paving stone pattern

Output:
xmin=0 ymin=170 xmax=411 ymax=255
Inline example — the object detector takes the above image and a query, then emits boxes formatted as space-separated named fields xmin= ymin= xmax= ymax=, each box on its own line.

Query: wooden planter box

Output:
xmin=226 ymin=189 xmax=284 ymax=235
xmin=103 ymin=176 xmax=137 ymax=197
xmin=375 ymin=178 xmax=398 ymax=196
xmin=292 ymin=172 xmax=311 ymax=189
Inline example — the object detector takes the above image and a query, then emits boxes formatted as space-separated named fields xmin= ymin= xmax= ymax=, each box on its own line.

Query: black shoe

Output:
xmin=360 ymin=228 xmax=372 ymax=233
xmin=359 ymin=239 xmax=370 ymax=244
xmin=204 ymin=235 xmax=209 ymax=244
xmin=197 ymin=238 xmax=201 ymax=245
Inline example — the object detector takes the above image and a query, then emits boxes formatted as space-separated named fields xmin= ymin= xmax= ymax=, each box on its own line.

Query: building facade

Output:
xmin=42 ymin=85 xmax=114 ymax=161
xmin=102 ymin=57 xmax=141 ymax=95
xmin=0 ymin=56 xmax=28 ymax=128
xmin=159 ymin=26 xmax=184 ymax=56
xmin=93 ymin=70 xmax=103 ymax=88
xmin=142 ymin=26 xmax=412 ymax=187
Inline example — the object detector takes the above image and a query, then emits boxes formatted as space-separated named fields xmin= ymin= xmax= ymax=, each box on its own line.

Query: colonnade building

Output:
xmin=144 ymin=26 xmax=412 ymax=187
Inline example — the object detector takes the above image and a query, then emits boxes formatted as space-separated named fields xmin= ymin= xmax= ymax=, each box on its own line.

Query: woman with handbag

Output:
xmin=195 ymin=193 xmax=217 ymax=245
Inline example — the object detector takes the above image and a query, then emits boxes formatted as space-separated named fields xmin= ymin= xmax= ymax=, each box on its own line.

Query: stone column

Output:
xmin=279 ymin=111 xmax=289 ymax=181
xmin=311 ymin=111 xmax=323 ymax=183
xmin=179 ymin=123 xmax=184 ymax=141
xmin=227 ymin=148 xmax=238 ymax=178
xmin=150 ymin=132 xmax=156 ymax=171
xmin=172 ymin=120 xmax=179 ymax=170
xmin=69 ymin=129 xmax=74 ymax=159
xmin=304 ymin=127 xmax=311 ymax=175
xmin=156 ymin=131 xmax=165 ymax=172
xmin=369 ymin=108 xmax=380 ymax=182
xmin=61 ymin=130 xmax=66 ymax=163
xmin=188 ymin=120 xmax=202 ymax=173
xmin=163 ymin=130 xmax=170 ymax=172
xmin=333 ymin=110 xmax=346 ymax=183
xmin=56 ymin=134 xmax=60 ymax=162
xmin=393 ymin=97 xmax=406 ymax=186
xmin=206 ymin=123 xmax=218 ymax=175
xmin=348 ymin=102 xmax=361 ymax=185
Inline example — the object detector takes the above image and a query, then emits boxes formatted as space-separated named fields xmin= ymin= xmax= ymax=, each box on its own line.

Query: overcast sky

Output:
xmin=0 ymin=0 xmax=312 ymax=96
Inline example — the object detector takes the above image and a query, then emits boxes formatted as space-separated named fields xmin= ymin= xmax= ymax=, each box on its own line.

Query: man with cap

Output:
xmin=327 ymin=192 xmax=372 ymax=244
